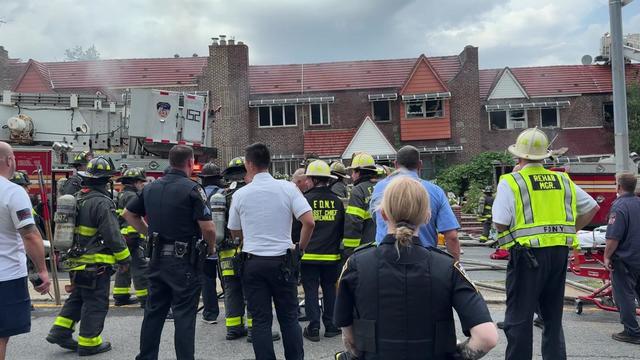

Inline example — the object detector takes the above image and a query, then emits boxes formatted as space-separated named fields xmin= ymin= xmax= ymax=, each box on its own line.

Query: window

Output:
xmin=489 ymin=109 xmax=528 ymax=130
xmin=540 ymin=108 xmax=559 ymax=128
xmin=603 ymin=102 xmax=614 ymax=125
xmin=372 ymin=101 xmax=391 ymax=122
xmin=310 ymin=104 xmax=330 ymax=125
xmin=258 ymin=105 xmax=297 ymax=127
xmin=405 ymin=99 xmax=444 ymax=118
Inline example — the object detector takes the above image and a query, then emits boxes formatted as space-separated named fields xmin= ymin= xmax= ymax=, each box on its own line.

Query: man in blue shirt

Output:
xmin=370 ymin=146 xmax=460 ymax=260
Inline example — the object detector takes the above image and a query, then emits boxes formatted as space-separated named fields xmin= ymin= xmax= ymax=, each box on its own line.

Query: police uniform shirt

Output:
xmin=126 ymin=168 xmax=212 ymax=239
xmin=492 ymin=163 xmax=597 ymax=227
xmin=228 ymin=172 xmax=311 ymax=256
xmin=606 ymin=193 xmax=640 ymax=270
xmin=334 ymin=235 xmax=492 ymax=334
xmin=0 ymin=176 xmax=35 ymax=282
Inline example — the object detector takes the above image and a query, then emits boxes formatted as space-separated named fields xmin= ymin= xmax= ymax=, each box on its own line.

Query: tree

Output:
xmin=64 ymin=45 xmax=100 ymax=61
xmin=628 ymin=84 xmax=640 ymax=154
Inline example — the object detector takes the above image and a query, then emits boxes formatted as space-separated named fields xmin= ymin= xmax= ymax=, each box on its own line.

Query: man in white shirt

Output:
xmin=229 ymin=143 xmax=315 ymax=360
xmin=0 ymin=142 xmax=50 ymax=360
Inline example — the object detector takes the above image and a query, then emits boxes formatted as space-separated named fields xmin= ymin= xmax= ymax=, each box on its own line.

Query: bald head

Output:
xmin=0 ymin=141 xmax=16 ymax=179
xmin=395 ymin=145 xmax=421 ymax=171
xmin=291 ymin=168 xmax=308 ymax=192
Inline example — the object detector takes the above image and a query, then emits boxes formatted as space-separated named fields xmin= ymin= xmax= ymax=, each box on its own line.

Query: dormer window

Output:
xmin=406 ymin=99 xmax=444 ymax=119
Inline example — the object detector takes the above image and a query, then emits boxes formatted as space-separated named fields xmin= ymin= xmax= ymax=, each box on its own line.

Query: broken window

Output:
xmin=372 ymin=100 xmax=391 ymax=122
xmin=603 ymin=102 xmax=614 ymax=125
xmin=406 ymin=99 xmax=444 ymax=118
xmin=540 ymin=108 xmax=559 ymax=128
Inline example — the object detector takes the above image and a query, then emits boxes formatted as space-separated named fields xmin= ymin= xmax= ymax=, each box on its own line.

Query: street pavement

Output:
xmin=9 ymin=246 xmax=639 ymax=359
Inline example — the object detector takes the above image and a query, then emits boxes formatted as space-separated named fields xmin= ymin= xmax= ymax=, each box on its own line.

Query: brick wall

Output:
xmin=0 ymin=46 xmax=11 ymax=91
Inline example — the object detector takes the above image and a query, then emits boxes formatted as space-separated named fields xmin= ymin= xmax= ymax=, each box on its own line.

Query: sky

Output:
xmin=0 ymin=0 xmax=638 ymax=69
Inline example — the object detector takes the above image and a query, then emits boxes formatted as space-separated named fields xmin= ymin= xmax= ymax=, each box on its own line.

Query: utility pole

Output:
xmin=609 ymin=0 xmax=633 ymax=172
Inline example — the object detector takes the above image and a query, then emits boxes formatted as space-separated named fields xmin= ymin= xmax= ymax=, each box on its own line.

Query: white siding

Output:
xmin=341 ymin=116 xmax=396 ymax=159
xmin=488 ymin=69 xmax=528 ymax=100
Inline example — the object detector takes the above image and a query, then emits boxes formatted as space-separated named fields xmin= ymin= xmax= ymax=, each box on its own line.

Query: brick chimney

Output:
xmin=200 ymin=36 xmax=250 ymax=165
xmin=0 ymin=46 xmax=11 ymax=91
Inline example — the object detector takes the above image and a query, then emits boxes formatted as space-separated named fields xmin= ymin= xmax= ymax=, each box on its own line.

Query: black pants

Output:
xmin=114 ymin=243 xmax=150 ymax=302
xmin=136 ymin=256 xmax=201 ymax=360
xmin=242 ymin=256 xmax=303 ymax=360
xmin=504 ymin=246 xmax=568 ymax=360
xmin=49 ymin=269 xmax=111 ymax=350
xmin=223 ymin=274 xmax=249 ymax=333
xmin=480 ymin=221 xmax=491 ymax=241
xmin=300 ymin=262 xmax=339 ymax=331
xmin=200 ymin=266 xmax=220 ymax=321
xmin=611 ymin=260 xmax=640 ymax=337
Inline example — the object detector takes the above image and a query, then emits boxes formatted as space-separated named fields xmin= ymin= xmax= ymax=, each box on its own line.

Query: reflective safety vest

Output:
xmin=497 ymin=166 xmax=578 ymax=249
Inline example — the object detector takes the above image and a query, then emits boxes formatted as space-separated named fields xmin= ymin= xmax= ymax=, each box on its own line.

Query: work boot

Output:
xmin=246 ymin=329 xmax=281 ymax=343
xmin=226 ymin=327 xmax=248 ymax=340
xmin=114 ymin=296 xmax=138 ymax=307
xmin=612 ymin=331 xmax=640 ymax=345
xmin=46 ymin=333 xmax=79 ymax=351
xmin=78 ymin=342 xmax=112 ymax=356
xmin=303 ymin=326 xmax=320 ymax=342
xmin=324 ymin=326 xmax=342 ymax=338
xmin=496 ymin=321 xmax=504 ymax=330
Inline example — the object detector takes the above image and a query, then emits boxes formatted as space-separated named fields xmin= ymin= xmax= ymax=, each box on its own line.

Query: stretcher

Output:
xmin=570 ymin=226 xmax=640 ymax=316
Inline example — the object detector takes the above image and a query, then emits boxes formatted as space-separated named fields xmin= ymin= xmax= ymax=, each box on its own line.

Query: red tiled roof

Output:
xmin=303 ymin=129 xmax=356 ymax=157
xmin=248 ymin=56 xmax=461 ymax=95
xmin=554 ymin=128 xmax=614 ymax=156
xmin=480 ymin=64 xmax=640 ymax=100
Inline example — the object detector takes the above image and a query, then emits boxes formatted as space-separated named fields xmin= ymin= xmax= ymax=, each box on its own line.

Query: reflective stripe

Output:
xmin=346 ymin=206 xmax=371 ymax=220
xmin=484 ymin=205 xmax=492 ymax=210
xmin=75 ymin=253 xmax=116 ymax=264
xmin=566 ymin=237 xmax=573 ymax=246
xmin=561 ymin=175 xmax=574 ymax=222
xmin=301 ymin=253 xmax=341 ymax=261
xmin=497 ymin=225 xmax=577 ymax=246
xmin=219 ymin=249 xmax=236 ymax=259
xmin=226 ymin=316 xmax=242 ymax=327
xmin=246 ymin=317 xmax=253 ymax=327
xmin=114 ymin=247 xmax=131 ymax=261
xmin=78 ymin=335 xmax=103 ymax=347
xmin=120 ymin=226 xmax=138 ymax=235
xmin=512 ymin=173 xmax=534 ymax=224
xmin=222 ymin=270 xmax=235 ymax=276
xmin=135 ymin=289 xmax=148 ymax=297
xmin=70 ymin=265 xmax=87 ymax=271
xmin=54 ymin=316 xmax=74 ymax=329
xmin=113 ymin=287 xmax=130 ymax=295
xmin=343 ymin=238 xmax=361 ymax=248
xmin=115 ymin=209 xmax=124 ymax=216
xmin=75 ymin=225 xmax=98 ymax=236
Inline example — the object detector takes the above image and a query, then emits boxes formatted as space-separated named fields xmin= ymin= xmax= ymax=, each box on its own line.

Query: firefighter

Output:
xmin=477 ymin=186 xmax=494 ymax=243
xmin=61 ymin=151 xmax=92 ymax=196
xmin=46 ymin=156 xmax=131 ymax=356
xmin=329 ymin=161 xmax=350 ymax=199
xmin=300 ymin=160 xmax=344 ymax=342
xmin=342 ymin=152 xmax=377 ymax=256
xmin=219 ymin=157 xmax=280 ymax=343
xmin=113 ymin=168 xmax=149 ymax=308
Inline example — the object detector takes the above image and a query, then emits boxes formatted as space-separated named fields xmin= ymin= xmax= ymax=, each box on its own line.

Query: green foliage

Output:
xmin=461 ymin=183 xmax=484 ymax=214
xmin=628 ymin=84 xmax=640 ymax=154
xmin=64 ymin=45 xmax=100 ymax=61
xmin=272 ymin=172 xmax=290 ymax=181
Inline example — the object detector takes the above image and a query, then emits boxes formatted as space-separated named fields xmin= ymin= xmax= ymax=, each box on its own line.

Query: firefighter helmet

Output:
xmin=222 ymin=157 xmax=246 ymax=176
xmin=118 ymin=167 xmax=147 ymax=182
xmin=198 ymin=163 xmax=222 ymax=178
xmin=70 ymin=151 xmax=92 ymax=165
xmin=347 ymin=152 xmax=376 ymax=170
xmin=330 ymin=161 xmax=350 ymax=179
xmin=508 ymin=127 xmax=552 ymax=161
xmin=10 ymin=171 xmax=30 ymax=186
xmin=306 ymin=160 xmax=337 ymax=179
xmin=78 ymin=157 xmax=117 ymax=178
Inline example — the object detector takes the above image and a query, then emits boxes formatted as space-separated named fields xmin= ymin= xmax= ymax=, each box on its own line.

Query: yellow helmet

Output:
xmin=347 ymin=152 xmax=376 ymax=170
xmin=330 ymin=161 xmax=350 ymax=179
xmin=508 ymin=127 xmax=552 ymax=161
xmin=306 ymin=160 xmax=337 ymax=179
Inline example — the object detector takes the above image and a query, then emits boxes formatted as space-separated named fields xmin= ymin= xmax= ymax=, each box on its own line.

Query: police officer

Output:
xmin=46 ymin=157 xmax=131 ymax=356
xmin=342 ymin=152 xmax=377 ymax=255
xmin=197 ymin=162 xmax=223 ymax=324
xmin=329 ymin=161 xmax=350 ymax=199
xmin=123 ymin=145 xmax=216 ymax=360
xmin=299 ymin=160 xmax=344 ymax=342
xmin=477 ymin=186 xmax=494 ymax=243
xmin=493 ymin=128 xmax=599 ymax=360
xmin=334 ymin=176 xmax=497 ymax=359
xmin=61 ymin=151 xmax=92 ymax=196
xmin=113 ymin=168 xmax=149 ymax=308
xmin=604 ymin=172 xmax=640 ymax=344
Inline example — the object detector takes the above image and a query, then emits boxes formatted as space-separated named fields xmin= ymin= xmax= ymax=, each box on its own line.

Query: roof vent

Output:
xmin=219 ymin=35 xmax=227 ymax=45
xmin=211 ymin=37 xmax=219 ymax=45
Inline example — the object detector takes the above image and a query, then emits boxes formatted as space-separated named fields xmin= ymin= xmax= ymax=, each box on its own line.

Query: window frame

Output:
xmin=539 ymin=108 xmax=560 ymax=128
xmin=371 ymin=100 xmax=392 ymax=122
xmin=309 ymin=103 xmax=330 ymax=126
xmin=404 ymin=99 xmax=445 ymax=119
xmin=488 ymin=109 xmax=529 ymax=130
xmin=603 ymin=102 xmax=614 ymax=125
xmin=257 ymin=105 xmax=298 ymax=128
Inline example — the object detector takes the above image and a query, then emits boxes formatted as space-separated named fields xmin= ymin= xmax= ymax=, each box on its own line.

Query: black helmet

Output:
xmin=78 ymin=157 xmax=117 ymax=179
xmin=483 ymin=186 xmax=493 ymax=194
xmin=222 ymin=157 xmax=246 ymax=176
xmin=118 ymin=167 xmax=147 ymax=182
xmin=10 ymin=171 xmax=30 ymax=186
xmin=70 ymin=151 xmax=92 ymax=165
xmin=198 ymin=163 xmax=222 ymax=178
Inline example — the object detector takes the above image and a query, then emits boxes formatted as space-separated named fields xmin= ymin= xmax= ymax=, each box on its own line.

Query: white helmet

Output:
xmin=508 ymin=127 xmax=553 ymax=161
